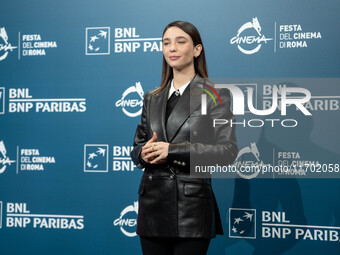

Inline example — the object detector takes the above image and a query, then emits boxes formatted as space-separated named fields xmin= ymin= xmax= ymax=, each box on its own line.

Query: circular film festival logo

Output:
xmin=233 ymin=142 xmax=268 ymax=179
xmin=230 ymin=17 xmax=273 ymax=55
xmin=113 ymin=201 xmax=138 ymax=237
xmin=115 ymin=82 xmax=144 ymax=117
xmin=0 ymin=27 xmax=17 ymax=61
xmin=0 ymin=141 xmax=16 ymax=174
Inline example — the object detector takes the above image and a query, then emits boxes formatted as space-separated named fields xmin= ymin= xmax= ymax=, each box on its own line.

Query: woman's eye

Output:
xmin=163 ymin=42 xmax=169 ymax=46
xmin=178 ymin=41 xmax=185 ymax=44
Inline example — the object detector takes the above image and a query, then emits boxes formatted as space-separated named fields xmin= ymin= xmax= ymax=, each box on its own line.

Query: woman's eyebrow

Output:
xmin=162 ymin=36 xmax=188 ymax=41
xmin=175 ymin=36 xmax=187 ymax=40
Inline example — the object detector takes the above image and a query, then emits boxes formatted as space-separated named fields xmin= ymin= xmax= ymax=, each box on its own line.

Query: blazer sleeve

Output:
xmin=130 ymin=91 xmax=152 ymax=169
xmin=167 ymin=88 xmax=238 ymax=167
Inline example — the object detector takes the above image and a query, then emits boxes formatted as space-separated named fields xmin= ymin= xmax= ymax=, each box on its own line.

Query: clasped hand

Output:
xmin=141 ymin=132 xmax=169 ymax=164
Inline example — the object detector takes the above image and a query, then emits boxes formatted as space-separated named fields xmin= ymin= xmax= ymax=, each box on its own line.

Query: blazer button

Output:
xmin=177 ymin=161 xmax=181 ymax=165
xmin=170 ymin=175 xmax=174 ymax=179
xmin=182 ymin=162 xmax=186 ymax=166
xmin=148 ymin=175 xmax=152 ymax=180
xmin=173 ymin=160 xmax=178 ymax=164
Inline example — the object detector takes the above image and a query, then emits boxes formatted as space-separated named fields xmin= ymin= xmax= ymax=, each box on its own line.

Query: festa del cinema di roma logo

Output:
xmin=233 ymin=142 xmax=268 ymax=179
xmin=0 ymin=141 xmax=16 ymax=174
xmin=0 ymin=27 xmax=58 ymax=60
xmin=115 ymin=82 xmax=144 ymax=117
xmin=230 ymin=17 xmax=273 ymax=54
xmin=0 ymin=27 xmax=17 ymax=61
xmin=113 ymin=201 xmax=138 ymax=237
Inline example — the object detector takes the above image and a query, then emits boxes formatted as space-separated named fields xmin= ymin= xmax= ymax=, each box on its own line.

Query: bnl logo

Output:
xmin=85 ymin=27 xmax=110 ymax=55
xmin=0 ymin=87 xmax=4 ymax=114
xmin=84 ymin=144 xmax=108 ymax=172
xmin=229 ymin=208 xmax=256 ymax=239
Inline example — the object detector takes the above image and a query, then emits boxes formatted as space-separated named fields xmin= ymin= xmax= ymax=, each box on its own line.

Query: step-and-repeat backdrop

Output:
xmin=1 ymin=0 xmax=339 ymax=254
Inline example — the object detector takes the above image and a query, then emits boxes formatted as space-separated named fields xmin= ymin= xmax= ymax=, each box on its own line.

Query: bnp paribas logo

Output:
xmin=83 ymin=144 xmax=108 ymax=172
xmin=229 ymin=208 xmax=256 ymax=239
xmin=85 ymin=27 xmax=110 ymax=55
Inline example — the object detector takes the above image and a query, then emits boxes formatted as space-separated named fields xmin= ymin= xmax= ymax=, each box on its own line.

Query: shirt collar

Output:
xmin=168 ymin=79 xmax=191 ymax=99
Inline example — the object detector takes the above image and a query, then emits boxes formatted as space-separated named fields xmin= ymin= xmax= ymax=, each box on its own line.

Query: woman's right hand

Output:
xmin=141 ymin=132 xmax=169 ymax=164
xmin=141 ymin=132 xmax=158 ymax=163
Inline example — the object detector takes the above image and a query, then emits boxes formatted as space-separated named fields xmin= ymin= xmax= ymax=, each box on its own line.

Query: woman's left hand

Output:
xmin=142 ymin=140 xmax=169 ymax=164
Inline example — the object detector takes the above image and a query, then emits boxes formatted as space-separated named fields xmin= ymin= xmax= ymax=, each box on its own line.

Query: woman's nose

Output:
xmin=170 ymin=44 xmax=177 ymax=52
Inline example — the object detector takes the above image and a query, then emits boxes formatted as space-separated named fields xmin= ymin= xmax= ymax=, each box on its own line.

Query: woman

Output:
xmin=131 ymin=21 xmax=238 ymax=255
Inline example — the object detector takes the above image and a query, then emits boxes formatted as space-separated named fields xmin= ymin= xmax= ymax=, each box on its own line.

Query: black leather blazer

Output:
xmin=131 ymin=74 xmax=238 ymax=238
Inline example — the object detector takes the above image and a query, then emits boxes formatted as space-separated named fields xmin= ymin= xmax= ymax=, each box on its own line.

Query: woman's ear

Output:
xmin=194 ymin=44 xmax=202 ymax=58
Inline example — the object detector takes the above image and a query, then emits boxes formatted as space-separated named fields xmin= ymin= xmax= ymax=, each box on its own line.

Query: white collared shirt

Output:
xmin=168 ymin=79 xmax=191 ymax=99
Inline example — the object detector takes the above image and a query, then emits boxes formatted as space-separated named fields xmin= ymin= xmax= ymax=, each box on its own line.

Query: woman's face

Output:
xmin=162 ymin=26 xmax=202 ymax=72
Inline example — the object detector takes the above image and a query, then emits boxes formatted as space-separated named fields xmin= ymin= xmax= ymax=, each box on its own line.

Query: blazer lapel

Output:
xmin=149 ymin=83 xmax=170 ymax=142
xmin=166 ymin=75 xmax=204 ymax=142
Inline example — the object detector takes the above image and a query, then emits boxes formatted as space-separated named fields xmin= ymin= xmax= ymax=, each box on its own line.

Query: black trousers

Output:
xmin=140 ymin=236 xmax=211 ymax=255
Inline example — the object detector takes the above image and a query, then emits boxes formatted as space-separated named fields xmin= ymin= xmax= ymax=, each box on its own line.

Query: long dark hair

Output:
xmin=153 ymin=21 xmax=208 ymax=95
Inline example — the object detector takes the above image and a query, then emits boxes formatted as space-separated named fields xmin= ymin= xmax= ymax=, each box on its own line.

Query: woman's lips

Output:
xmin=169 ymin=56 xmax=180 ymax=60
